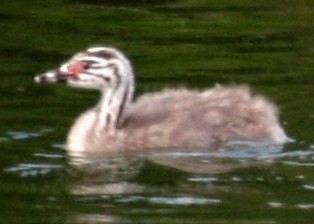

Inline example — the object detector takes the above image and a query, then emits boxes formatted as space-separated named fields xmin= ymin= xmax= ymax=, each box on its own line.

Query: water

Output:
xmin=2 ymin=139 xmax=314 ymax=223
xmin=0 ymin=0 xmax=314 ymax=223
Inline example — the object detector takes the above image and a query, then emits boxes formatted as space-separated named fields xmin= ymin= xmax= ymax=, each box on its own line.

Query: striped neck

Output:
xmin=94 ymin=57 xmax=134 ymax=134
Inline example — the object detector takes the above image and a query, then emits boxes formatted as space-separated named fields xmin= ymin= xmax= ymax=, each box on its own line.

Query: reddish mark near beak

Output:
xmin=67 ymin=62 xmax=84 ymax=75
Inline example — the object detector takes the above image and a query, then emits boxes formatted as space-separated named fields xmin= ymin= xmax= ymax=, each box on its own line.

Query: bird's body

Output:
xmin=35 ymin=46 xmax=291 ymax=154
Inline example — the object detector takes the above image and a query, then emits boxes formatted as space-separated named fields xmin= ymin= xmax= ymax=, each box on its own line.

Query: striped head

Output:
xmin=34 ymin=46 xmax=135 ymax=94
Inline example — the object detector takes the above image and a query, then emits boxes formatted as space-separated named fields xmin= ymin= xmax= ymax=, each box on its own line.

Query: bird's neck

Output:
xmin=94 ymin=65 xmax=134 ymax=134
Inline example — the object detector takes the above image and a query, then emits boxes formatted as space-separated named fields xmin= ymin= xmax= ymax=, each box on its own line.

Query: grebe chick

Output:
xmin=34 ymin=46 xmax=291 ymax=154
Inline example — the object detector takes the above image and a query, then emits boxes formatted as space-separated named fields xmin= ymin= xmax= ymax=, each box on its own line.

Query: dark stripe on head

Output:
xmin=84 ymin=71 xmax=112 ymax=84
xmin=55 ymin=70 xmax=70 ymax=83
xmin=87 ymin=50 xmax=117 ymax=60
xmin=81 ymin=59 xmax=98 ymax=67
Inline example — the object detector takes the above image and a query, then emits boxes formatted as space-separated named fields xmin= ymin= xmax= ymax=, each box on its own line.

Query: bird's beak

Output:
xmin=34 ymin=70 xmax=68 ymax=84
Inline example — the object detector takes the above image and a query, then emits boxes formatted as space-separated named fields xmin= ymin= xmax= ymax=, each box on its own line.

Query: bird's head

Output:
xmin=35 ymin=46 xmax=134 ymax=91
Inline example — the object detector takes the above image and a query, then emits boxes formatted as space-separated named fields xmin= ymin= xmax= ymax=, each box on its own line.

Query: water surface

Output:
xmin=0 ymin=0 xmax=313 ymax=223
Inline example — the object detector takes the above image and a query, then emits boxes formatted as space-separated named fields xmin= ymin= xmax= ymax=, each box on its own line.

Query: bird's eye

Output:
xmin=104 ymin=77 xmax=111 ymax=82
xmin=83 ymin=63 xmax=91 ymax=70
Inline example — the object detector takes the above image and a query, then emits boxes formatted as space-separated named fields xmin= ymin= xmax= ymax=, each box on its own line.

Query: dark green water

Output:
xmin=0 ymin=0 xmax=313 ymax=223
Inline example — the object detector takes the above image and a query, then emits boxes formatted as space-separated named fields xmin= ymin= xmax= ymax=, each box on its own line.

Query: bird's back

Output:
xmin=120 ymin=85 xmax=288 ymax=150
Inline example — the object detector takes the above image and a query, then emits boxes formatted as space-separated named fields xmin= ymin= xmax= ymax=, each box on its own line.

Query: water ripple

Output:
xmin=282 ymin=161 xmax=314 ymax=167
xmin=296 ymin=203 xmax=314 ymax=210
xmin=268 ymin=201 xmax=285 ymax=208
xmin=148 ymin=196 xmax=221 ymax=206
xmin=303 ymin=184 xmax=314 ymax=191
xmin=3 ymin=129 xmax=53 ymax=141
xmin=4 ymin=163 xmax=63 ymax=177
xmin=33 ymin=153 xmax=65 ymax=159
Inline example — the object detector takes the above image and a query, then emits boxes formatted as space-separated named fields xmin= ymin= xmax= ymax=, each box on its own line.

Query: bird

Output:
xmin=34 ymin=46 xmax=291 ymax=154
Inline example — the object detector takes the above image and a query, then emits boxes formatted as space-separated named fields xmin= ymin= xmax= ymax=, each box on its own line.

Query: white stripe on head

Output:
xmin=76 ymin=56 xmax=109 ymax=65
xmin=87 ymin=47 xmax=110 ymax=53
xmin=60 ymin=63 xmax=69 ymax=73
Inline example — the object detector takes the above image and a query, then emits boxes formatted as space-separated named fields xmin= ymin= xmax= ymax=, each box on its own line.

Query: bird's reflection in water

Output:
xmin=68 ymin=140 xmax=284 ymax=194
xmin=68 ymin=151 xmax=145 ymax=195
xmin=147 ymin=141 xmax=284 ymax=174
xmin=67 ymin=141 xmax=285 ymax=223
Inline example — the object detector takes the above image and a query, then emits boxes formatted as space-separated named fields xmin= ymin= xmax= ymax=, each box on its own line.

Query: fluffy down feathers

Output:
xmin=68 ymin=85 xmax=289 ymax=153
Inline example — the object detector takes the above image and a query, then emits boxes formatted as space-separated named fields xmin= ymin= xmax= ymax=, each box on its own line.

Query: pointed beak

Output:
xmin=34 ymin=70 xmax=68 ymax=84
